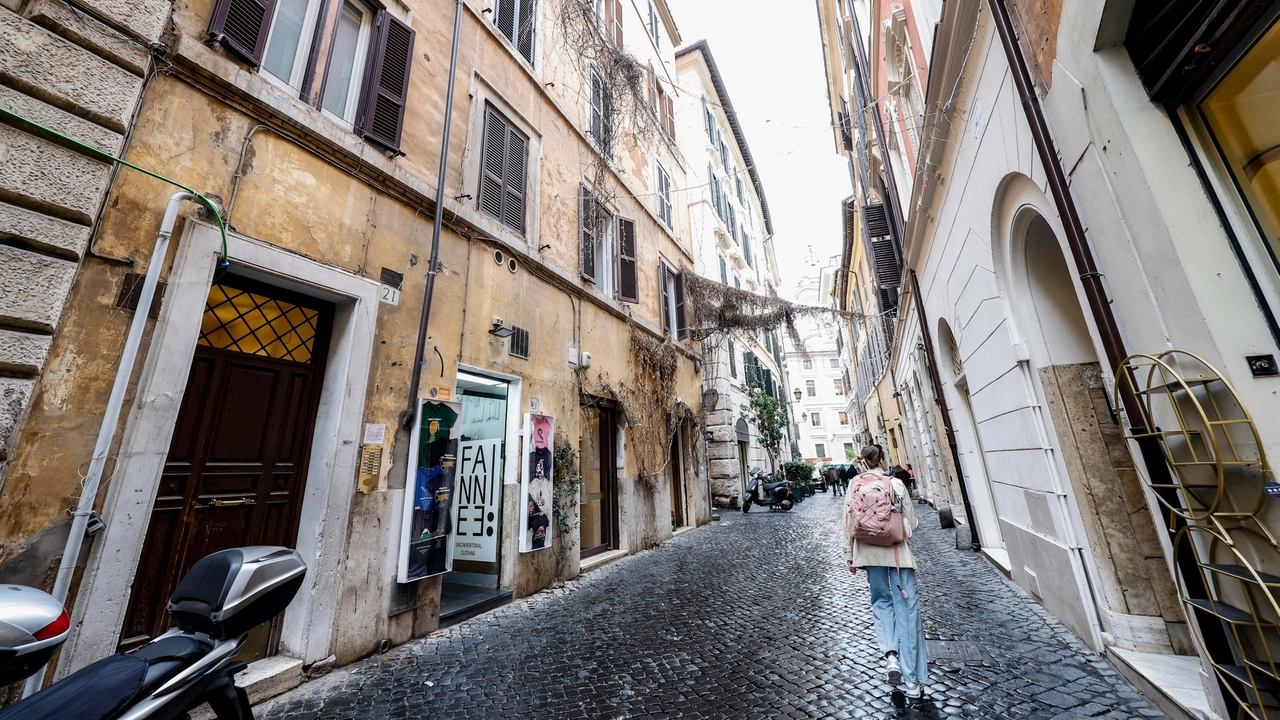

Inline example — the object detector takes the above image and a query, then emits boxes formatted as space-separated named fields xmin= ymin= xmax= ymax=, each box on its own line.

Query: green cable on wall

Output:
xmin=0 ymin=106 xmax=229 ymax=262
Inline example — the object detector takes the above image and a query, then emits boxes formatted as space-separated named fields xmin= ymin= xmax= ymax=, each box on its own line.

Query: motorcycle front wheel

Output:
xmin=742 ymin=497 xmax=752 ymax=513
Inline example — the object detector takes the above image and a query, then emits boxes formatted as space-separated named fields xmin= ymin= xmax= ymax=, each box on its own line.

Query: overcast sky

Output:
xmin=669 ymin=0 xmax=851 ymax=300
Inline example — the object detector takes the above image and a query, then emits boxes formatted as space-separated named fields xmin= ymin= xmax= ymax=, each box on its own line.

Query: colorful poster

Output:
xmin=520 ymin=413 xmax=554 ymax=553
xmin=397 ymin=399 xmax=463 ymax=582
xmin=452 ymin=438 xmax=503 ymax=563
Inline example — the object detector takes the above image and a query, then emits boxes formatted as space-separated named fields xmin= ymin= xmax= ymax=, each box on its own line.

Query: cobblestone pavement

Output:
xmin=257 ymin=495 xmax=1165 ymax=719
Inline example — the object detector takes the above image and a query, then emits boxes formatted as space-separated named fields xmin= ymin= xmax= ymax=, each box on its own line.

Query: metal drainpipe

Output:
xmin=23 ymin=192 xmax=196 ymax=698
xmin=909 ymin=270 xmax=982 ymax=550
xmin=404 ymin=0 xmax=464 ymax=429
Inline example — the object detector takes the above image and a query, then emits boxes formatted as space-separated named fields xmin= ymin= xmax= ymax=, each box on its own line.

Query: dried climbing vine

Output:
xmin=552 ymin=441 xmax=583 ymax=575
xmin=553 ymin=0 xmax=670 ymax=213
xmin=683 ymin=273 xmax=867 ymax=360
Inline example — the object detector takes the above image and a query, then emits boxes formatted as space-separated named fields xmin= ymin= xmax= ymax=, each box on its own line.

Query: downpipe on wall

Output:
xmin=404 ymin=0 xmax=465 ymax=430
xmin=23 ymin=191 xmax=198 ymax=698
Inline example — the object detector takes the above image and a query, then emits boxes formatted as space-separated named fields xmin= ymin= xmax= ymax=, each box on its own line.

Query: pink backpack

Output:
xmin=845 ymin=472 xmax=906 ymax=547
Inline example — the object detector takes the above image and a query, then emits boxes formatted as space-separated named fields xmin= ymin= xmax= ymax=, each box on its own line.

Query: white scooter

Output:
xmin=0 ymin=546 xmax=306 ymax=720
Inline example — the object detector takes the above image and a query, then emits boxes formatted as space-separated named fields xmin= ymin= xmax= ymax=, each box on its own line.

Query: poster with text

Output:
xmin=520 ymin=413 xmax=554 ymax=552
xmin=397 ymin=398 xmax=463 ymax=582
xmin=452 ymin=438 xmax=503 ymax=563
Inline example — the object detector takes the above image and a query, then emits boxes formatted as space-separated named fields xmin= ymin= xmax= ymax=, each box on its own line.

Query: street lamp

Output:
xmin=793 ymin=388 xmax=802 ymax=401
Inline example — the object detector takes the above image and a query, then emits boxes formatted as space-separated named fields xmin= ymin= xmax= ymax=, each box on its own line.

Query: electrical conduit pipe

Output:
xmin=22 ymin=192 xmax=198 ymax=698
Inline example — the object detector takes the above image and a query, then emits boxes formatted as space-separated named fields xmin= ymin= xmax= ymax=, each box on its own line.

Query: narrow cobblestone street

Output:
xmin=257 ymin=497 xmax=1165 ymax=719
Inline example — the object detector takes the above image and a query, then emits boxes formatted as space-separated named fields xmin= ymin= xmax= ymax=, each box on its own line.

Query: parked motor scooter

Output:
xmin=0 ymin=545 xmax=306 ymax=720
xmin=742 ymin=467 xmax=795 ymax=512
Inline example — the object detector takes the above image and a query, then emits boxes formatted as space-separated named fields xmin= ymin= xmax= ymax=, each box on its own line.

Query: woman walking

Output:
xmin=843 ymin=445 xmax=928 ymax=700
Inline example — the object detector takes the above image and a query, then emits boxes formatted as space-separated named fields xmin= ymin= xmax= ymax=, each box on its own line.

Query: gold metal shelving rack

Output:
xmin=1119 ymin=350 xmax=1280 ymax=719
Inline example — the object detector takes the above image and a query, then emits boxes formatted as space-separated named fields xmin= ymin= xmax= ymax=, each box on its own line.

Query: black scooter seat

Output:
xmin=133 ymin=635 xmax=213 ymax=694
xmin=0 ymin=653 xmax=146 ymax=720
xmin=762 ymin=482 xmax=787 ymax=493
xmin=0 ymin=635 xmax=213 ymax=720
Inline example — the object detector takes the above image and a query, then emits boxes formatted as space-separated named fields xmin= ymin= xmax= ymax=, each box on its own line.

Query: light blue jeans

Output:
xmin=865 ymin=566 xmax=929 ymax=684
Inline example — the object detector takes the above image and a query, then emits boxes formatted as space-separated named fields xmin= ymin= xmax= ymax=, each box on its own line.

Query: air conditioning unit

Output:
xmin=508 ymin=325 xmax=530 ymax=359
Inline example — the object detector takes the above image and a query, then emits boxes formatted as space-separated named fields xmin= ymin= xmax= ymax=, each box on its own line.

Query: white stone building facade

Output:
xmin=675 ymin=41 xmax=786 ymax=507
xmin=784 ymin=262 xmax=856 ymax=465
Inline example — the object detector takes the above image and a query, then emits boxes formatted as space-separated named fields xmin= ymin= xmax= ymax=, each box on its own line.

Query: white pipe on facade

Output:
xmin=23 ymin=191 xmax=195 ymax=698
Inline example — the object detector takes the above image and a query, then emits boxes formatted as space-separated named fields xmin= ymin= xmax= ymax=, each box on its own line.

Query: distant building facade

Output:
xmin=675 ymin=41 xmax=787 ymax=507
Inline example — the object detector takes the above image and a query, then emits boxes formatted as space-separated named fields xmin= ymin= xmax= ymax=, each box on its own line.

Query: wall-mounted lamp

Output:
xmin=793 ymin=389 xmax=803 ymax=401
xmin=489 ymin=317 xmax=515 ymax=339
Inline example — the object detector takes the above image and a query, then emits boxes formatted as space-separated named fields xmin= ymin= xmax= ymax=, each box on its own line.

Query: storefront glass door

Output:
xmin=440 ymin=372 xmax=511 ymax=620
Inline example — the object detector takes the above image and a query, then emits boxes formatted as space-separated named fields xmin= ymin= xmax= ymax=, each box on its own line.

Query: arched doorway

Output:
xmin=936 ymin=319 xmax=1004 ymax=553
xmin=1005 ymin=206 xmax=1181 ymax=652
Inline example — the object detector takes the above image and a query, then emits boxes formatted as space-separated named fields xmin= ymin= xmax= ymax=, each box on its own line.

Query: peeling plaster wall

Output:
xmin=0 ymin=0 xmax=707 ymax=676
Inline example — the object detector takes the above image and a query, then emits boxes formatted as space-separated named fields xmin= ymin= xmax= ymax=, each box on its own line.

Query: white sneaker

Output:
xmin=885 ymin=653 xmax=902 ymax=685
xmin=904 ymin=681 xmax=922 ymax=699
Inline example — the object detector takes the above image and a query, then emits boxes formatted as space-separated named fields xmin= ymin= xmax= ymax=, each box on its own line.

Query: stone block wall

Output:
xmin=0 ymin=0 xmax=160 ymax=580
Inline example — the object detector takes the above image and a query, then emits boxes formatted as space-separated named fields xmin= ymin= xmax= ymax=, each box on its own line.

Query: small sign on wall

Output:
xmin=379 ymin=267 xmax=403 ymax=306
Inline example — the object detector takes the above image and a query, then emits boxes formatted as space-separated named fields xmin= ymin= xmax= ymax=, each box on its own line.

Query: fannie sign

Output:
xmin=453 ymin=438 xmax=503 ymax=563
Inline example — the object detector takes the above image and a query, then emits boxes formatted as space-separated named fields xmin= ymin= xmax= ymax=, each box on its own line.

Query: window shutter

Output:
xmin=647 ymin=64 xmax=657 ymax=107
xmin=503 ymin=130 xmax=527 ymax=232
xmin=663 ymin=94 xmax=674 ymax=138
xmin=581 ymin=186 xmax=597 ymax=281
xmin=357 ymin=12 xmax=416 ymax=152
xmin=517 ymin=0 xmax=536 ymax=65
xmin=719 ymin=256 xmax=727 ymax=284
xmin=660 ymin=263 xmax=671 ymax=336
xmin=590 ymin=72 xmax=606 ymax=151
xmin=728 ymin=340 xmax=737 ymax=378
xmin=480 ymin=109 xmax=507 ymax=220
xmin=495 ymin=0 xmax=517 ymax=41
xmin=674 ymin=270 xmax=687 ymax=340
xmin=208 ymin=0 xmax=277 ymax=66
xmin=611 ymin=0 xmax=623 ymax=45
xmin=617 ymin=218 xmax=638 ymax=303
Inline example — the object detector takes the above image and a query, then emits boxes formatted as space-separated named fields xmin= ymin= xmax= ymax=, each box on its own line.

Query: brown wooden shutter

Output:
xmin=663 ymin=93 xmax=674 ymax=138
xmin=208 ymin=0 xmax=277 ymax=66
xmin=480 ymin=108 xmax=507 ymax=220
xmin=617 ymin=218 xmax=638 ymax=303
xmin=581 ymin=186 xmax=597 ymax=282
xmin=674 ymin=270 xmax=687 ymax=340
xmin=504 ymin=130 xmax=527 ymax=232
xmin=647 ymin=64 xmax=657 ymax=108
xmin=358 ymin=12 xmax=416 ymax=152
xmin=659 ymin=263 xmax=671 ymax=336
xmin=607 ymin=0 xmax=623 ymax=45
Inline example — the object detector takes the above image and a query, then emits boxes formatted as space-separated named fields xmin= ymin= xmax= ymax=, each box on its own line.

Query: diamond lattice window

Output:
xmin=198 ymin=284 xmax=320 ymax=363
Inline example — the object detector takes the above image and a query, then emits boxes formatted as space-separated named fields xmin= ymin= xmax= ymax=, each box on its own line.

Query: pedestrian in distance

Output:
xmin=843 ymin=445 xmax=928 ymax=702
xmin=831 ymin=464 xmax=845 ymax=496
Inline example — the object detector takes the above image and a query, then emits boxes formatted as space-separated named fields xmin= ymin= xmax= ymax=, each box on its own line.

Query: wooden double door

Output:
xmin=119 ymin=278 xmax=331 ymax=658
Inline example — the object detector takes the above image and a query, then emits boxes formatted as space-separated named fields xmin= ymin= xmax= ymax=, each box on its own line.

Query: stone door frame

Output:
xmin=58 ymin=220 xmax=379 ymax=676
